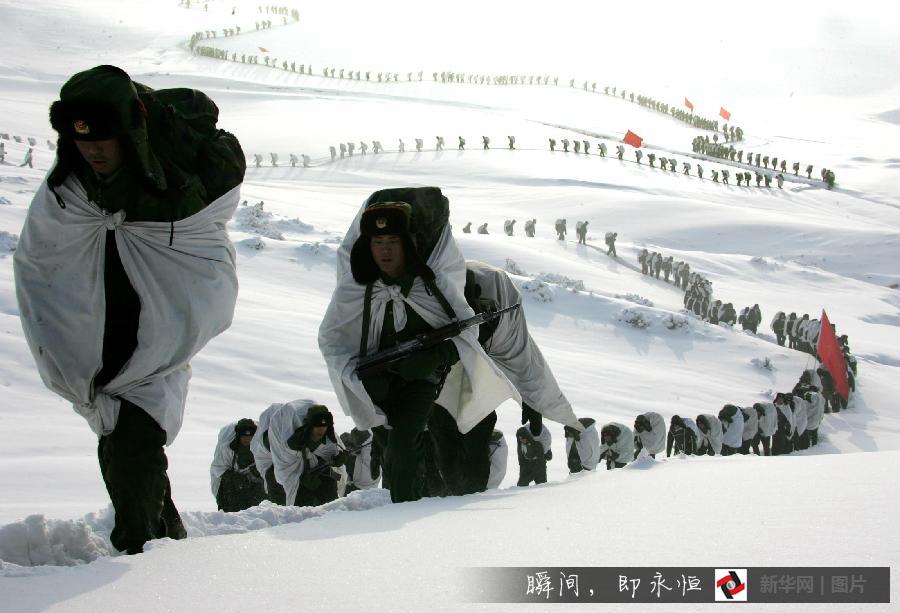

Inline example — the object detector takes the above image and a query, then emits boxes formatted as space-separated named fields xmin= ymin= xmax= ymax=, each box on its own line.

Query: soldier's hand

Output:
xmin=397 ymin=341 xmax=459 ymax=381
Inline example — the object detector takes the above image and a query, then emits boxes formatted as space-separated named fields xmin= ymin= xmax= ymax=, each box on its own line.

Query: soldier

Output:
xmin=524 ymin=218 xmax=536 ymax=237
xmin=211 ymin=418 xmax=267 ymax=512
xmin=516 ymin=424 xmax=551 ymax=485
xmin=804 ymin=390 xmax=825 ymax=447
xmin=17 ymin=64 xmax=245 ymax=554
xmin=824 ymin=169 xmax=835 ymax=189
xmin=575 ymin=220 xmax=588 ymax=245
xmin=780 ymin=159 xmax=787 ymax=173
xmin=398 ymin=138 xmax=405 ymax=153
xmin=648 ymin=152 xmax=656 ymax=168
xmin=482 ymin=135 xmax=490 ymax=150
xmin=736 ymin=173 xmax=744 ymax=187
xmin=20 ymin=146 xmax=34 ymax=168
xmin=358 ymin=141 xmax=368 ymax=155
xmin=565 ymin=418 xmax=600 ymax=472
xmin=250 ymin=402 xmax=286 ymax=505
xmin=721 ymin=169 xmax=730 ymax=184
xmin=329 ymin=146 xmax=337 ymax=161
xmin=638 ymin=248 xmax=649 ymax=274
xmin=697 ymin=164 xmax=703 ymax=179
xmin=806 ymin=164 xmax=813 ymax=179
xmin=0 ymin=141 xmax=5 ymax=163
xmin=659 ymin=156 xmax=667 ymax=171
xmin=662 ymin=255 xmax=673 ymax=282
xmin=339 ymin=427 xmax=380 ymax=494
xmin=695 ymin=414 xmax=723 ymax=456
xmin=347 ymin=142 xmax=355 ymax=156
xmin=753 ymin=402 xmax=776 ymax=456
xmin=616 ymin=144 xmax=625 ymax=160
xmin=477 ymin=222 xmax=489 ymax=234
xmin=771 ymin=157 xmax=778 ymax=171
xmin=754 ymin=153 xmax=761 ymax=167
xmin=503 ymin=219 xmax=516 ymax=236
xmin=683 ymin=161 xmax=691 ymax=175
xmin=668 ymin=158 xmax=676 ymax=172
xmin=598 ymin=422 xmax=633 ymax=469
xmin=755 ymin=172 xmax=762 ymax=187
xmin=319 ymin=193 xmax=518 ymax=503
xmin=554 ymin=218 xmax=567 ymax=240
xmin=666 ymin=415 xmax=699 ymax=456
xmin=462 ymin=222 xmax=472 ymax=234
xmin=289 ymin=153 xmax=299 ymax=167
xmin=633 ymin=412 xmax=665 ymax=459
xmin=635 ymin=149 xmax=643 ymax=164
xmin=573 ymin=140 xmax=581 ymax=154
xmin=549 ymin=138 xmax=556 ymax=151
xmin=458 ymin=136 xmax=466 ymax=150
xmin=268 ymin=402 xmax=346 ymax=507
xmin=372 ymin=142 xmax=382 ymax=154
xmin=604 ymin=231 xmax=617 ymax=257
xmin=508 ymin=135 xmax=516 ymax=150
xmin=435 ymin=136 xmax=444 ymax=151
xmin=562 ymin=138 xmax=570 ymax=152
xmin=598 ymin=142 xmax=607 ymax=157
xmin=763 ymin=155 xmax=769 ymax=169
xmin=764 ymin=174 xmax=772 ymax=188
xmin=770 ymin=311 xmax=787 ymax=345
xmin=339 ymin=143 xmax=347 ymax=159
xmin=792 ymin=161 xmax=800 ymax=175
xmin=776 ymin=173 xmax=784 ymax=188
xmin=268 ymin=152 xmax=277 ymax=166
xmin=582 ymin=140 xmax=590 ymax=154
xmin=415 ymin=138 xmax=423 ymax=152
xmin=718 ymin=404 xmax=744 ymax=456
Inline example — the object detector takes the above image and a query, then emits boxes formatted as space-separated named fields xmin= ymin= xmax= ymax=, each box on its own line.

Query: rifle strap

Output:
xmin=359 ymin=283 xmax=374 ymax=358
xmin=424 ymin=278 xmax=457 ymax=321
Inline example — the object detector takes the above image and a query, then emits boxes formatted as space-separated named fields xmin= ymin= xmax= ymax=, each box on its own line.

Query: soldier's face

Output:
xmin=74 ymin=138 xmax=122 ymax=176
xmin=370 ymin=235 xmax=406 ymax=278
xmin=239 ymin=434 xmax=252 ymax=447
xmin=311 ymin=425 xmax=328 ymax=441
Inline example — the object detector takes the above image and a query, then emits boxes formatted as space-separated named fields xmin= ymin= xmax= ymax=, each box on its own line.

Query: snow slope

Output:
xmin=0 ymin=0 xmax=898 ymax=610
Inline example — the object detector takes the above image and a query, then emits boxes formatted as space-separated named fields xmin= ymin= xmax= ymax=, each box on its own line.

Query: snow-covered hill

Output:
xmin=0 ymin=0 xmax=898 ymax=610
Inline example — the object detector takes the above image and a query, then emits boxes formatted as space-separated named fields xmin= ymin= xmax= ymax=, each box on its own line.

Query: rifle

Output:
xmin=354 ymin=302 xmax=521 ymax=379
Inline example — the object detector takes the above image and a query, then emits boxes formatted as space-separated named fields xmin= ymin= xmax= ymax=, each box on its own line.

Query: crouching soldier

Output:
xmin=211 ymin=418 xmax=267 ymax=512
xmin=633 ymin=412 xmax=665 ymax=459
xmin=718 ymin=404 xmax=744 ymax=456
xmin=599 ymin=422 xmax=633 ymax=469
xmin=804 ymin=390 xmax=825 ymax=447
xmin=516 ymin=423 xmax=552 ymax=486
xmin=339 ymin=427 xmax=380 ymax=495
xmin=269 ymin=401 xmax=347 ymax=507
xmin=695 ymin=414 xmax=723 ymax=456
xmin=666 ymin=415 xmax=698 ymax=456
xmin=565 ymin=418 xmax=600 ymax=472
xmin=15 ymin=65 xmax=245 ymax=554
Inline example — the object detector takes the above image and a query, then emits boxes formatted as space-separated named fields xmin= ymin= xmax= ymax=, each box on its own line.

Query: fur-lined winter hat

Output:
xmin=303 ymin=404 xmax=337 ymax=443
xmin=47 ymin=65 xmax=165 ymax=190
xmin=634 ymin=414 xmax=652 ymax=433
xmin=234 ymin=418 xmax=257 ymax=437
xmin=600 ymin=424 xmax=621 ymax=443
xmin=350 ymin=200 xmax=433 ymax=284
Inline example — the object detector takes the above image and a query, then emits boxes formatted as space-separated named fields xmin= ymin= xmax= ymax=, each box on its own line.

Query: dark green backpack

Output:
xmin=136 ymin=84 xmax=245 ymax=202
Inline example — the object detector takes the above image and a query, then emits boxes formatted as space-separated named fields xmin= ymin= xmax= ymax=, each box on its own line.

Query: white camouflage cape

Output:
xmin=210 ymin=422 xmax=238 ymax=498
xmin=250 ymin=403 xmax=281 ymax=490
xmin=487 ymin=432 xmax=508 ymax=489
xmin=14 ymin=176 xmax=239 ymax=444
xmin=696 ymin=414 xmax=723 ymax=454
xmin=320 ymin=203 xmax=519 ymax=434
xmin=598 ymin=422 xmax=633 ymax=465
xmin=466 ymin=260 xmax=581 ymax=430
xmin=267 ymin=399 xmax=339 ymax=507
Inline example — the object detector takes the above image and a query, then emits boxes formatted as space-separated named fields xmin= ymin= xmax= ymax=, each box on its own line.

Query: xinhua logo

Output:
xmin=715 ymin=569 xmax=747 ymax=602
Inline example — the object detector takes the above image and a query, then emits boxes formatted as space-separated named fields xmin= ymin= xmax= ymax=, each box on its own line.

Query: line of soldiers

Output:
xmin=771 ymin=313 xmax=857 ymax=392
xmin=251 ymin=152 xmax=312 ymax=167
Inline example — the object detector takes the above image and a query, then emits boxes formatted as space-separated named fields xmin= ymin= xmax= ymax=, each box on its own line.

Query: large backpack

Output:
xmin=136 ymin=84 xmax=246 ymax=202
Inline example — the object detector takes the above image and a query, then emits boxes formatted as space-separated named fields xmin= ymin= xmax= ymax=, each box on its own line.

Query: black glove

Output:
xmin=396 ymin=340 xmax=459 ymax=381
xmin=544 ymin=450 xmax=552 ymax=461
xmin=333 ymin=449 xmax=350 ymax=467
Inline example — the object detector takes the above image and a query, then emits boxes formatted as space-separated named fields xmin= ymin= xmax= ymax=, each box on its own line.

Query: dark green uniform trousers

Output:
xmin=97 ymin=400 xmax=186 ymax=554
xmin=371 ymin=380 xmax=438 ymax=503
xmin=428 ymin=406 xmax=497 ymax=495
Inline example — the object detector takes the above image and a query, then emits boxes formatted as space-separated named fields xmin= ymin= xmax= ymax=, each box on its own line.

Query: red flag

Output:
xmin=258 ymin=46 xmax=269 ymax=53
xmin=623 ymin=130 xmax=643 ymax=148
xmin=685 ymin=97 xmax=694 ymax=111
xmin=817 ymin=310 xmax=850 ymax=400
xmin=719 ymin=106 xmax=731 ymax=120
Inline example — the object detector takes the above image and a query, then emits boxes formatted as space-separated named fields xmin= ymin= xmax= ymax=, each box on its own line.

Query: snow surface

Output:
xmin=0 ymin=0 xmax=898 ymax=610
